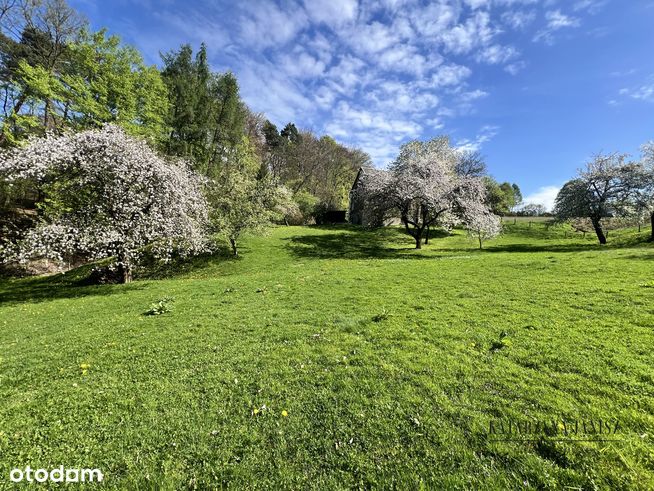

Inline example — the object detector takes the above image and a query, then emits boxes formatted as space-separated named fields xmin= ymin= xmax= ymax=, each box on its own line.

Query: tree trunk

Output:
xmin=649 ymin=212 xmax=654 ymax=242
xmin=424 ymin=225 xmax=430 ymax=245
xmin=117 ymin=262 xmax=132 ymax=283
xmin=116 ymin=251 xmax=132 ymax=283
xmin=230 ymin=238 xmax=238 ymax=256
xmin=591 ymin=218 xmax=607 ymax=245
xmin=479 ymin=235 xmax=483 ymax=249
xmin=402 ymin=217 xmax=422 ymax=249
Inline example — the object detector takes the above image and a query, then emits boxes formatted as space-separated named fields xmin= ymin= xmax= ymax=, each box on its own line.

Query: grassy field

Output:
xmin=0 ymin=223 xmax=653 ymax=489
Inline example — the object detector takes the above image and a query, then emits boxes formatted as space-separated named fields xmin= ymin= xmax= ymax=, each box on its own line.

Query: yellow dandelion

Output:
xmin=82 ymin=369 xmax=88 ymax=376
xmin=253 ymin=408 xmax=260 ymax=415
xmin=80 ymin=363 xmax=90 ymax=370
xmin=281 ymin=410 xmax=288 ymax=417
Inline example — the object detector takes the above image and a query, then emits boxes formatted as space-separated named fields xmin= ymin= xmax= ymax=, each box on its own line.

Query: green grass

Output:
xmin=0 ymin=223 xmax=653 ymax=489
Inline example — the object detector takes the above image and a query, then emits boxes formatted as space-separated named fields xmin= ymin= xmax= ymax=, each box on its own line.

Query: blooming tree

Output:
xmin=465 ymin=206 xmax=502 ymax=249
xmin=0 ymin=126 xmax=210 ymax=282
xmin=357 ymin=136 xmax=496 ymax=249
xmin=554 ymin=153 xmax=638 ymax=244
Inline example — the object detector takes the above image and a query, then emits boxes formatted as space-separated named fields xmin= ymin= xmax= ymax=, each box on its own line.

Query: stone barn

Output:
xmin=348 ymin=167 xmax=391 ymax=226
xmin=348 ymin=168 xmax=366 ymax=225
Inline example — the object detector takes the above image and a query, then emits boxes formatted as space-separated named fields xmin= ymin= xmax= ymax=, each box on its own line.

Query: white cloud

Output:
xmin=303 ymin=0 xmax=358 ymax=27
xmin=533 ymin=10 xmax=581 ymax=44
xmin=324 ymin=101 xmax=425 ymax=165
xmin=464 ymin=0 xmax=491 ymax=9
xmin=573 ymin=0 xmax=608 ymax=14
xmin=376 ymin=44 xmax=443 ymax=75
xmin=238 ymin=1 xmax=309 ymax=48
xmin=456 ymin=125 xmax=499 ymax=152
xmin=422 ymin=64 xmax=472 ymax=87
xmin=237 ymin=60 xmax=313 ymax=125
xmin=505 ymin=60 xmax=527 ymax=75
xmin=502 ymin=10 xmax=536 ymax=30
xmin=125 ymin=0 xmax=601 ymax=171
xmin=476 ymin=44 xmax=519 ymax=64
xmin=546 ymin=10 xmax=581 ymax=29
xmin=279 ymin=50 xmax=326 ymax=79
xmin=411 ymin=2 xmax=460 ymax=37
xmin=523 ymin=185 xmax=561 ymax=211
xmin=366 ymin=82 xmax=440 ymax=113
xmin=459 ymin=89 xmax=489 ymax=102
xmin=314 ymin=85 xmax=337 ymax=109
xmin=440 ymin=10 xmax=495 ymax=54
xmin=347 ymin=21 xmax=399 ymax=54
xmin=326 ymin=55 xmax=368 ymax=93
xmin=620 ymin=83 xmax=654 ymax=103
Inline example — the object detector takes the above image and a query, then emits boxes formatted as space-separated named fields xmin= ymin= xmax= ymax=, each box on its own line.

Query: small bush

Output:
xmin=145 ymin=297 xmax=175 ymax=315
xmin=293 ymin=191 xmax=319 ymax=224
xmin=490 ymin=331 xmax=511 ymax=351
xmin=372 ymin=308 xmax=391 ymax=322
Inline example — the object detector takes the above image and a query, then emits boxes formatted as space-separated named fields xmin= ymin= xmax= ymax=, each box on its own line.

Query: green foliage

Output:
xmin=265 ymin=125 xmax=368 ymax=210
xmin=145 ymin=296 xmax=174 ymax=315
xmin=293 ymin=190 xmax=319 ymax=222
xmin=490 ymin=330 xmax=512 ymax=351
xmin=262 ymin=120 xmax=281 ymax=148
xmin=1 ymin=27 xmax=169 ymax=145
xmin=206 ymin=136 xmax=283 ymax=255
xmin=371 ymin=308 xmax=392 ymax=322
xmin=161 ymin=44 xmax=246 ymax=174
xmin=280 ymin=122 xmax=301 ymax=144
xmin=484 ymin=177 xmax=521 ymax=215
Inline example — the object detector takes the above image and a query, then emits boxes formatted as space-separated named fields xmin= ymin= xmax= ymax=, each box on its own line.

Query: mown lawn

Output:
xmin=0 ymin=224 xmax=653 ymax=489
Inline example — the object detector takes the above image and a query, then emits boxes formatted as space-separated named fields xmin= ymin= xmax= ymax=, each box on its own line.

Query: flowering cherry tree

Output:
xmin=357 ymin=137 xmax=496 ymax=249
xmin=465 ymin=205 xmax=502 ymax=249
xmin=0 ymin=126 xmax=210 ymax=282
xmin=554 ymin=153 xmax=638 ymax=245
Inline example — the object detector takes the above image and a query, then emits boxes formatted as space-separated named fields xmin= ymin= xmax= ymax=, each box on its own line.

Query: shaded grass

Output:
xmin=0 ymin=224 xmax=653 ymax=489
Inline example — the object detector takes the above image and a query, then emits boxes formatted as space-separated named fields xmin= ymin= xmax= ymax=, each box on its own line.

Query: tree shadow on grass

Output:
xmin=474 ymin=243 xmax=601 ymax=254
xmin=0 ymin=272 xmax=148 ymax=307
xmin=0 ymin=247 xmax=235 ymax=307
xmin=476 ymin=235 xmax=654 ymax=254
xmin=134 ymin=246 xmax=234 ymax=280
xmin=285 ymin=225 xmax=654 ymax=259
xmin=619 ymin=253 xmax=654 ymax=261
xmin=284 ymin=226 xmax=452 ymax=260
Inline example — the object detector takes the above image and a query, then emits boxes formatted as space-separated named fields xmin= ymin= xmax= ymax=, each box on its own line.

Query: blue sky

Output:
xmin=71 ymin=0 xmax=654 ymax=209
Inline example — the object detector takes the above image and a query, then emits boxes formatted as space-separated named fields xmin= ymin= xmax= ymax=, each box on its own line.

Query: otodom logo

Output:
xmin=9 ymin=466 xmax=104 ymax=483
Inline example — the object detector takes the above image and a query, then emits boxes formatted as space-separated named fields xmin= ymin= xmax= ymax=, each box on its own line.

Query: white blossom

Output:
xmin=465 ymin=207 xmax=502 ymax=249
xmin=1 ymin=126 xmax=211 ymax=281
xmin=356 ymin=136 xmax=496 ymax=248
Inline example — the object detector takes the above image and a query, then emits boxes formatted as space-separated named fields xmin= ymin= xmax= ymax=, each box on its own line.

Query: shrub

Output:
xmin=145 ymin=297 xmax=175 ymax=316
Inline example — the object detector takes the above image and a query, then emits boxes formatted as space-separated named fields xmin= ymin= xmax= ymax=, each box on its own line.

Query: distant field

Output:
xmin=1 ymin=224 xmax=653 ymax=489
xmin=501 ymin=215 xmax=554 ymax=223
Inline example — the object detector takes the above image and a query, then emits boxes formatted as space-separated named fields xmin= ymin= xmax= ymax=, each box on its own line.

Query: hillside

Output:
xmin=0 ymin=224 xmax=653 ymax=489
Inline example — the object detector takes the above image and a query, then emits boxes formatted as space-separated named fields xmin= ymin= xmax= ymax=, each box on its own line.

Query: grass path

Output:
xmin=0 ymin=224 xmax=653 ymax=489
